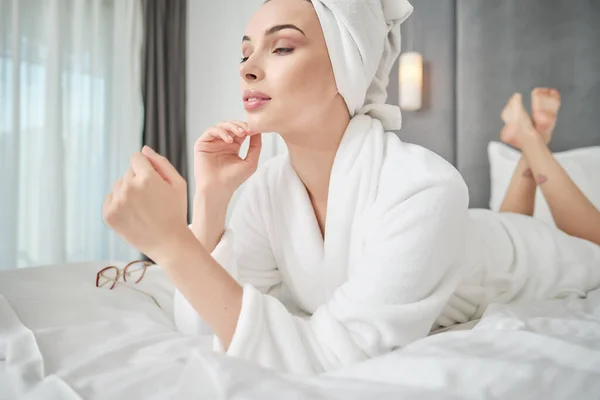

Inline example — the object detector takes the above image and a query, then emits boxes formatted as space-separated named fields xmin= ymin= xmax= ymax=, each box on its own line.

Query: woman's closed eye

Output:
xmin=240 ymin=47 xmax=295 ymax=63
xmin=273 ymin=47 xmax=294 ymax=55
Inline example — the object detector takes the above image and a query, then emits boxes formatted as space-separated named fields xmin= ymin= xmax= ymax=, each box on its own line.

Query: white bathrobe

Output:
xmin=173 ymin=116 xmax=600 ymax=375
xmin=176 ymin=116 xmax=471 ymax=374
xmin=174 ymin=0 xmax=600 ymax=375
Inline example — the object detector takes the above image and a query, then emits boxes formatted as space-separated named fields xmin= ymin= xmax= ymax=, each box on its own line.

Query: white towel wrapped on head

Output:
xmin=311 ymin=0 xmax=414 ymax=130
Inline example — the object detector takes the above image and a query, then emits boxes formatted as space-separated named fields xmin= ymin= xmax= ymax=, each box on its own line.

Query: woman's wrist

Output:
xmin=146 ymin=224 xmax=200 ymax=267
xmin=152 ymin=226 xmax=208 ymax=269
xmin=191 ymin=190 xmax=231 ymax=252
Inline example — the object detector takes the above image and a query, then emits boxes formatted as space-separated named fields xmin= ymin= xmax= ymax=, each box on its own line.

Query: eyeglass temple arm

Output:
xmin=117 ymin=283 xmax=162 ymax=309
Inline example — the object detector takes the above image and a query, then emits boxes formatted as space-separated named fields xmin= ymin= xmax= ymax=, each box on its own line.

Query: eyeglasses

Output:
xmin=96 ymin=260 xmax=161 ymax=309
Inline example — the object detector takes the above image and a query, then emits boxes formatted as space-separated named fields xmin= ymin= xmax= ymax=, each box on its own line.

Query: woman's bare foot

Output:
xmin=531 ymin=87 xmax=561 ymax=144
xmin=500 ymin=93 xmax=536 ymax=150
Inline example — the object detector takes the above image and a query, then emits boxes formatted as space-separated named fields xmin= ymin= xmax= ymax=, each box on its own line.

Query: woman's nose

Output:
xmin=240 ymin=58 xmax=264 ymax=82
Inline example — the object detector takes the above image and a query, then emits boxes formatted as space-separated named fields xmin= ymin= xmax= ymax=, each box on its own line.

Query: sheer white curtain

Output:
xmin=0 ymin=0 xmax=143 ymax=269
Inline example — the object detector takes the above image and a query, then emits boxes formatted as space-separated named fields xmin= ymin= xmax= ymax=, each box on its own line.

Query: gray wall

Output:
xmin=389 ymin=0 xmax=457 ymax=165
xmin=390 ymin=0 xmax=600 ymax=208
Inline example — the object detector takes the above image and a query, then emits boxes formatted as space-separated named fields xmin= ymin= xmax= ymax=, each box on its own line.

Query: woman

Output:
xmin=102 ymin=0 xmax=600 ymax=375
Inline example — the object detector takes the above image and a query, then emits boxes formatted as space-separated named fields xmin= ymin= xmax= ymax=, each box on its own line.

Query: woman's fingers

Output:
xmin=130 ymin=151 xmax=154 ymax=177
xmin=245 ymin=133 xmax=262 ymax=169
xmin=102 ymin=192 xmax=114 ymax=223
xmin=218 ymin=121 xmax=250 ymax=138
xmin=141 ymin=146 xmax=183 ymax=185
xmin=124 ymin=169 xmax=135 ymax=181
xmin=112 ymin=178 xmax=123 ymax=193
xmin=197 ymin=121 xmax=255 ymax=146
xmin=205 ymin=127 xmax=234 ymax=144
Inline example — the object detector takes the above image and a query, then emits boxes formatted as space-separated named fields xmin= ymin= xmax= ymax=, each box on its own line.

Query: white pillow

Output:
xmin=488 ymin=141 xmax=600 ymax=225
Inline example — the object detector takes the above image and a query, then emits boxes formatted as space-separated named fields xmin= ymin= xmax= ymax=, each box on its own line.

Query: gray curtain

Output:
xmin=141 ymin=0 xmax=188 ymax=192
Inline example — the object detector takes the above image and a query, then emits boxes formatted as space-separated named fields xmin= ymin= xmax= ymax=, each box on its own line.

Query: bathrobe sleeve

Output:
xmin=216 ymin=175 xmax=470 ymax=375
xmin=173 ymin=178 xmax=282 ymax=336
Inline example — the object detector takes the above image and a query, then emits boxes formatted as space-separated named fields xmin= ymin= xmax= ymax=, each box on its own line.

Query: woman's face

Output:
xmin=241 ymin=0 xmax=344 ymax=135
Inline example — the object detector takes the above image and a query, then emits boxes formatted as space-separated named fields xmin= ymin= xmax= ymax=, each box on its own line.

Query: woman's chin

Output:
xmin=246 ymin=114 xmax=279 ymax=134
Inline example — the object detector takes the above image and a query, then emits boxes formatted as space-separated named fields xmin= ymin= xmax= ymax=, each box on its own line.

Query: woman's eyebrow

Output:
xmin=242 ymin=24 xmax=306 ymax=42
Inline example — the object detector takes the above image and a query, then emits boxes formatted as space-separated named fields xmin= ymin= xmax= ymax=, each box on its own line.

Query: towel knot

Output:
xmin=357 ymin=104 xmax=403 ymax=130
xmin=381 ymin=0 xmax=414 ymax=23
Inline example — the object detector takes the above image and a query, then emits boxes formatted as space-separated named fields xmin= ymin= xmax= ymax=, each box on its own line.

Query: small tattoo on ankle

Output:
xmin=522 ymin=168 xmax=533 ymax=178
xmin=536 ymin=174 xmax=548 ymax=185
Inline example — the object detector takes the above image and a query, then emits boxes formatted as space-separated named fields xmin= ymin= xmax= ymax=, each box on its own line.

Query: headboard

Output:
xmin=388 ymin=0 xmax=600 ymax=208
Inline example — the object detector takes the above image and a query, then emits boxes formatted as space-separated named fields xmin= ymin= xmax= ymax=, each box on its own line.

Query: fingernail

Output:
xmin=143 ymin=146 xmax=157 ymax=155
xmin=237 ymin=127 xmax=244 ymax=133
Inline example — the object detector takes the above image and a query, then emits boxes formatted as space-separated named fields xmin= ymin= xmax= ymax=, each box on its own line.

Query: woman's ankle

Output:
xmin=516 ymin=156 xmax=534 ymax=179
xmin=520 ymin=127 xmax=548 ymax=154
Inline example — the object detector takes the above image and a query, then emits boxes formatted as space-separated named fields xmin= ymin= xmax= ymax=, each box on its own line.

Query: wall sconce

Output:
xmin=399 ymin=51 xmax=423 ymax=111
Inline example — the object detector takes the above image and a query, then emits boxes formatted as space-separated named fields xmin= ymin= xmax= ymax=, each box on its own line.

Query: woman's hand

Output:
xmin=191 ymin=122 xmax=263 ymax=252
xmin=103 ymin=147 xmax=245 ymax=347
xmin=103 ymin=146 xmax=190 ymax=261
xmin=194 ymin=121 xmax=262 ymax=198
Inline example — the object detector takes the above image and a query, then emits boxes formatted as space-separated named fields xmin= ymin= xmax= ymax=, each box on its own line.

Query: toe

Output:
xmin=532 ymin=88 xmax=561 ymax=113
xmin=532 ymin=87 xmax=558 ymax=96
xmin=549 ymin=88 xmax=561 ymax=100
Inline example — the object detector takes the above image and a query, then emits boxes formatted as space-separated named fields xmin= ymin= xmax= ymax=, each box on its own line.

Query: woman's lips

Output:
xmin=244 ymin=97 xmax=271 ymax=111
xmin=243 ymin=90 xmax=271 ymax=111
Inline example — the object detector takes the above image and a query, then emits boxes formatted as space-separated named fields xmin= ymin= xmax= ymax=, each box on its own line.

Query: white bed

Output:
xmin=0 ymin=361 xmax=16 ymax=400
xmin=1 ymin=262 xmax=599 ymax=400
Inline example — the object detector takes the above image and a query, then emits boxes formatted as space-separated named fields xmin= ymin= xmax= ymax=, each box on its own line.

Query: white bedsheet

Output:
xmin=1 ymin=262 xmax=599 ymax=399
xmin=0 ymin=361 xmax=16 ymax=400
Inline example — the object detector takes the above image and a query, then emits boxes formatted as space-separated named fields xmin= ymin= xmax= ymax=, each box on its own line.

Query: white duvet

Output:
xmin=1 ymin=262 xmax=600 ymax=399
